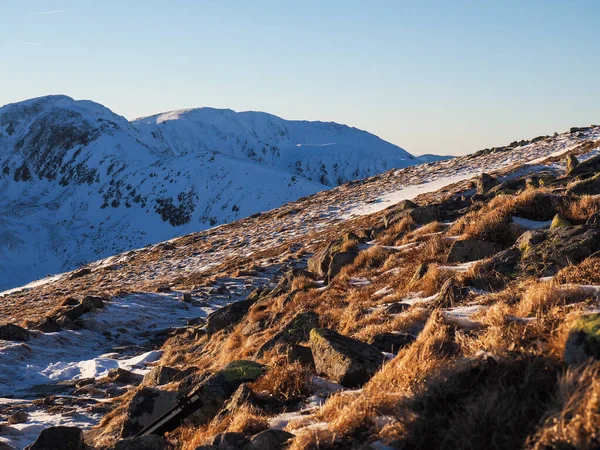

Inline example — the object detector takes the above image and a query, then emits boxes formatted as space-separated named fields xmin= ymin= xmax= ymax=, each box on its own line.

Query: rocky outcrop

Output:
xmin=206 ymin=294 xmax=260 ymax=336
xmin=476 ymin=173 xmax=499 ymax=194
xmin=257 ymin=312 xmax=319 ymax=357
xmin=566 ymin=154 xmax=579 ymax=175
xmin=211 ymin=432 xmax=250 ymax=450
xmin=0 ymin=324 xmax=30 ymax=342
xmin=121 ymin=388 xmax=179 ymax=438
xmin=435 ymin=278 xmax=464 ymax=308
xmin=309 ymin=328 xmax=385 ymax=387
xmin=144 ymin=366 xmax=180 ymax=386
xmin=564 ymin=313 xmax=600 ymax=366
xmin=111 ymin=435 xmax=171 ymax=450
xmin=307 ymin=240 xmax=358 ymax=283
xmin=249 ymin=430 xmax=295 ymax=450
xmin=447 ymin=239 xmax=503 ymax=263
xmin=26 ymin=426 xmax=85 ymax=450
xmin=550 ymin=214 xmax=572 ymax=229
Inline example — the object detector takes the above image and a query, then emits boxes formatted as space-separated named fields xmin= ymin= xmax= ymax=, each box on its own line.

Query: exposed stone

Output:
xmin=447 ymin=239 xmax=503 ymax=263
xmin=107 ymin=368 xmax=144 ymax=384
xmin=513 ymin=192 xmax=561 ymax=221
xmin=382 ymin=199 xmax=418 ymax=228
xmin=326 ymin=251 xmax=358 ymax=283
xmin=476 ymin=173 xmax=498 ymax=194
xmin=26 ymin=426 xmax=85 ymax=450
xmin=206 ymin=295 xmax=259 ymax=336
xmin=368 ymin=332 xmax=416 ymax=354
xmin=587 ymin=211 xmax=600 ymax=225
xmin=435 ymin=278 xmax=463 ymax=308
xmin=550 ymin=214 xmax=572 ymax=229
xmin=120 ymin=387 xmax=179 ymax=438
xmin=69 ymin=268 xmax=92 ymax=280
xmin=0 ymin=323 xmax=30 ymax=342
xmin=257 ymin=312 xmax=319 ymax=357
xmin=211 ymin=432 xmax=250 ymax=450
xmin=8 ymin=410 xmax=28 ymax=424
xmin=112 ymin=435 xmax=171 ymax=450
xmin=144 ymin=366 xmax=181 ymax=386
xmin=409 ymin=263 xmax=429 ymax=284
xmin=564 ymin=313 xmax=600 ymax=366
xmin=33 ymin=317 xmax=61 ymax=333
xmin=566 ymin=154 xmax=579 ymax=175
xmin=383 ymin=303 xmax=411 ymax=314
xmin=182 ymin=292 xmax=193 ymax=303
xmin=408 ymin=206 xmax=439 ymax=225
xmin=81 ymin=295 xmax=105 ymax=309
xmin=250 ymin=429 xmax=295 ymax=450
xmin=309 ymin=328 xmax=385 ymax=387
xmin=287 ymin=344 xmax=314 ymax=366
xmin=308 ymin=241 xmax=343 ymax=277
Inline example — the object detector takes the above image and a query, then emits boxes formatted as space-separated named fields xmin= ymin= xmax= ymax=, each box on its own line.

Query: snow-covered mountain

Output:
xmin=0 ymin=95 xmax=420 ymax=290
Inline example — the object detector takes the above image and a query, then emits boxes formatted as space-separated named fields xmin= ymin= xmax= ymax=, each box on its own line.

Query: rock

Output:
xmin=447 ymin=239 xmax=503 ymax=263
xmin=206 ymin=295 xmax=259 ymax=336
xmin=8 ymin=410 xmax=28 ymax=424
xmin=514 ymin=193 xmax=561 ymax=221
xmin=156 ymin=286 xmax=172 ymax=293
xmin=182 ymin=292 xmax=193 ymax=303
xmin=309 ymin=328 xmax=386 ymax=387
xmin=33 ymin=317 xmax=61 ymax=333
xmin=409 ymin=263 xmax=429 ymax=284
xmin=144 ymin=366 xmax=180 ymax=386
xmin=250 ymin=429 xmax=295 ymax=450
xmin=26 ymin=426 xmax=85 ymax=450
xmin=566 ymin=154 xmax=579 ymax=175
xmin=383 ymin=303 xmax=411 ymax=314
xmin=287 ymin=344 xmax=314 ymax=366
xmin=107 ymin=368 xmax=144 ymax=384
xmin=588 ymin=211 xmax=600 ymax=225
xmin=211 ymin=433 xmax=250 ymax=450
xmin=0 ymin=323 xmax=30 ymax=342
xmin=194 ymin=447 xmax=218 ymax=450
xmin=382 ymin=200 xmax=417 ymax=228
xmin=408 ymin=206 xmax=439 ymax=225
xmin=257 ymin=312 xmax=320 ymax=357
xmin=120 ymin=387 xmax=179 ymax=438
xmin=435 ymin=278 xmax=463 ymax=308
xmin=326 ymin=251 xmax=358 ymax=283
xmin=61 ymin=297 xmax=80 ymax=306
xmin=183 ymin=361 xmax=266 ymax=426
xmin=476 ymin=173 xmax=498 ymax=194
xmin=483 ymin=247 xmax=522 ymax=275
xmin=368 ymin=332 xmax=415 ymax=353
xmin=564 ymin=313 xmax=600 ymax=366
xmin=550 ymin=214 xmax=572 ymax=229
xmin=69 ymin=268 xmax=92 ymax=280
xmin=112 ymin=435 xmax=171 ymax=450
xmin=81 ymin=295 xmax=105 ymax=309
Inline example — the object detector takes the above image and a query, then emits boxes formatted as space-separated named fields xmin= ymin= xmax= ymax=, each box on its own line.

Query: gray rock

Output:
xmin=287 ymin=344 xmax=314 ymax=366
xmin=408 ymin=206 xmax=439 ymax=224
xmin=476 ymin=173 xmax=498 ymax=194
xmin=120 ymin=387 xmax=179 ymax=438
xmin=564 ymin=313 xmax=600 ymax=366
xmin=112 ymin=435 xmax=171 ymax=450
xmin=26 ymin=426 xmax=85 ymax=450
xmin=144 ymin=366 xmax=180 ymax=386
xmin=566 ymin=154 xmax=579 ymax=175
xmin=257 ymin=312 xmax=319 ymax=357
xmin=8 ymin=410 xmax=28 ymax=424
xmin=211 ymin=432 xmax=250 ymax=450
xmin=0 ymin=324 xmax=30 ymax=342
xmin=447 ymin=239 xmax=503 ymax=263
xmin=383 ymin=303 xmax=411 ymax=314
xmin=435 ymin=278 xmax=463 ymax=308
xmin=309 ymin=328 xmax=385 ymax=387
xmin=368 ymin=332 xmax=415 ymax=354
xmin=250 ymin=429 xmax=295 ymax=449
xmin=326 ymin=251 xmax=358 ymax=283
xmin=206 ymin=295 xmax=259 ymax=336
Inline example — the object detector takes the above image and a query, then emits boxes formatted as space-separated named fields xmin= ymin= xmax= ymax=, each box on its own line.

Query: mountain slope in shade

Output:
xmin=0 ymin=95 xmax=419 ymax=290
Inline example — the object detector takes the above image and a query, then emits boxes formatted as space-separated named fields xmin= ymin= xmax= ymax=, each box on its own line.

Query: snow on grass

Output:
xmin=438 ymin=260 xmax=481 ymax=273
xmin=512 ymin=216 xmax=552 ymax=230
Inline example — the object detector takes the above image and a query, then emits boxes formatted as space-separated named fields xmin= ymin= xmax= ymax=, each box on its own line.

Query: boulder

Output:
xmin=482 ymin=247 xmax=522 ymax=275
xmin=183 ymin=361 xmax=266 ymax=426
xmin=26 ymin=426 xmax=85 ymax=450
xmin=206 ymin=295 xmax=259 ymax=336
xmin=566 ymin=154 xmax=579 ymax=175
xmin=257 ymin=312 xmax=319 ymax=357
xmin=211 ymin=433 xmax=250 ymax=450
xmin=564 ymin=313 xmax=600 ymax=366
xmin=408 ymin=206 xmax=439 ymax=225
xmin=382 ymin=200 xmax=417 ymax=228
xmin=513 ymin=193 xmax=561 ymax=221
xmin=33 ymin=317 xmax=61 ymax=333
xmin=309 ymin=328 xmax=385 ymax=387
xmin=286 ymin=344 xmax=314 ymax=366
xmin=368 ymin=332 xmax=415 ymax=354
xmin=112 ymin=435 xmax=171 ymax=450
xmin=120 ymin=387 xmax=179 ymax=438
xmin=144 ymin=366 xmax=180 ymax=386
xmin=476 ymin=173 xmax=498 ymax=194
xmin=8 ymin=410 xmax=28 ymax=424
xmin=446 ymin=239 xmax=503 ymax=263
xmin=326 ymin=251 xmax=358 ymax=283
xmin=81 ymin=295 xmax=105 ymax=309
xmin=250 ymin=430 xmax=295 ymax=450
xmin=588 ymin=211 xmax=600 ymax=225
xmin=0 ymin=323 xmax=30 ymax=342
xmin=550 ymin=214 xmax=572 ymax=229
xmin=69 ymin=268 xmax=92 ymax=280
xmin=567 ymin=172 xmax=600 ymax=196
xmin=107 ymin=368 xmax=144 ymax=384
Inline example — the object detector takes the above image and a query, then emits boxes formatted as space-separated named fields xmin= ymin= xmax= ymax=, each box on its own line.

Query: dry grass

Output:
xmin=559 ymin=195 xmax=600 ymax=223
xmin=516 ymin=281 xmax=593 ymax=318
xmin=250 ymin=357 xmax=312 ymax=402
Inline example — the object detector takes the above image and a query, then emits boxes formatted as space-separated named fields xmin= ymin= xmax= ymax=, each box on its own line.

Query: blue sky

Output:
xmin=1 ymin=1 xmax=599 ymax=155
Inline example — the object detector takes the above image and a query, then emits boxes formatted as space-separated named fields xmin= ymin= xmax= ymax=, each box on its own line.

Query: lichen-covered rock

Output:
xmin=309 ymin=328 xmax=385 ymax=387
xmin=382 ymin=199 xmax=418 ymax=228
xmin=120 ymin=387 xmax=179 ymax=438
xmin=26 ymin=426 xmax=85 ymax=450
xmin=447 ymin=239 xmax=503 ymax=263
xmin=257 ymin=312 xmax=319 ymax=357
xmin=0 ymin=323 xmax=30 ymax=342
xmin=550 ymin=214 xmax=572 ymax=229
xmin=408 ymin=206 xmax=439 ymax=225
xmin=286 ymin=344 xmax=315 ymax=366
xmin=564 ymin=313 xmax=600 ymax=366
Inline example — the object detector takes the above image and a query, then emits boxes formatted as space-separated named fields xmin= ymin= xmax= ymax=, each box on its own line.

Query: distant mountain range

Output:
xmin=0 ymin=95 xmax=433 ymax=289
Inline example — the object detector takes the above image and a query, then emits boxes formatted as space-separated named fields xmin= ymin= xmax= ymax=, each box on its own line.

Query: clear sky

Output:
xmin=1 ymin=1 xmax=599 ymax=156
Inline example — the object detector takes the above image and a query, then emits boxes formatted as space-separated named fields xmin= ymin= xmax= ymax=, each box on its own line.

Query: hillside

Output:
xmin=1 ymin=124 xmax=600 ymax=450
xmin=0 ymin=95 xmax=419 ymax=290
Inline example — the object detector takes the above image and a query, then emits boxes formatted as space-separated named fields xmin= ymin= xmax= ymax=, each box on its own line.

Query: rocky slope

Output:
xmin=0 ymin=95 xmax=421 ymax=290
xmin=1 ymin=124 xmax=600 ymax=449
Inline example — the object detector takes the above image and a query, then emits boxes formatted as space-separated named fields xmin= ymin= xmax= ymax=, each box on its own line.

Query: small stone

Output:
xmin=8 ymin=410 xmax=27 ymax=424
xmin=211 ymin=432 xmax=250 ymax=450
xmin=27 ymin=426 xmax=85 ymax=450
xmin=0 ymin=324 xmax=30 ymax=342
xmin=383 ymin=303 xmax=410 ymax=314
xmin=550 ymin=214 xmax=572 ymax=229
xmin=182 ymin=292 xmax=193 ymax=303
xmin=250 ymin=429 xmax=295 ymax=450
